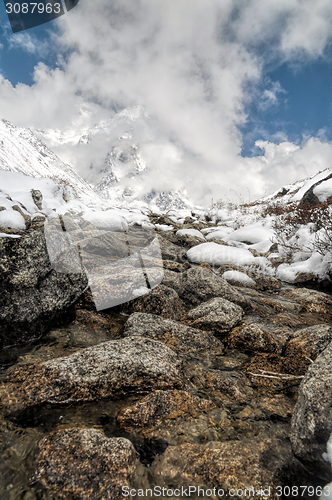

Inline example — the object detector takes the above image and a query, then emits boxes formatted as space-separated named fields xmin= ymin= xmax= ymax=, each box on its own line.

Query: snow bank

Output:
xmin=224 ymin=222 xmax=274 ymax=248
xmin=82 ymin=209 xmax=128 ymax=231
xmin=313 ymin=177 xmax=332 ymax=202
xmin=187 ymin=242 xmax=264 ymax=267
xmin=276 ymin=252 xmax=331 ymax=282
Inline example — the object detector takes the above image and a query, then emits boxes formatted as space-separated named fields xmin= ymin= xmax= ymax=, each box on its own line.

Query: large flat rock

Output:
xmin=0 ymin=336 xmax=184 ymax=415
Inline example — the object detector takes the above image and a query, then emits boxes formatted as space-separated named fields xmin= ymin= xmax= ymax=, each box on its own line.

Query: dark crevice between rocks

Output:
xmin=133 ymin=438 xmax=169 ymax=467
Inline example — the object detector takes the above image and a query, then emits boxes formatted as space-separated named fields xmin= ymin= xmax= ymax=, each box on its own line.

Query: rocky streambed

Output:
xmin=1 ymin=215 xmax=332 ymax=499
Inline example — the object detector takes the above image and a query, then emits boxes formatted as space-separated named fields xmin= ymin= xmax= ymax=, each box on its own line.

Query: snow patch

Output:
xmin=222 ymin=270 xmax=256 ymax=286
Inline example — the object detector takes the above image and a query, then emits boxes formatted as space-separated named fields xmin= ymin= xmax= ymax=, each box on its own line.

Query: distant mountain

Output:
xmin=36 ymin=106 xmax=195 ymax=211
xmin=0 ymin=119 xmax=100 ymax=202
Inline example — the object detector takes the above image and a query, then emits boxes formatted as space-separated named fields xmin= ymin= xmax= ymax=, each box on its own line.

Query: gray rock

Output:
xmin=161 ymin=268 xmax=182 ymax=292
xmin=0 ymin=336 xmax=184 ymax=415
xmin=186 ymin=297 xmax=243 ymax=336
xmin=79 ymin=231 xmax=130 ymax=258
xmin=178 ymin=267 xmax=251 ymax=310
xmin=300 ymin=171 xmax=332 ymax=207
xmin=31 ymin=189 xmax=43 ymax=210
xmin=0 ymin=230 xmax=87 ymax=349
xmin=36 ymin=429 xmax=138 ymax=499
xmin=281 ymin=288 xmax=332 ymax=317
xmin=123 ymin=312 xmax=223 ymax=356
xmin=291 ymin=341 xmax=332 ymax=481
xmin=157 ymin=235 xmax=187 ymax=262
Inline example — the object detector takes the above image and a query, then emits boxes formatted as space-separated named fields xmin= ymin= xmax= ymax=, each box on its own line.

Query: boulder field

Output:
xmin=1 ymin=214 xmax=332 ymax=499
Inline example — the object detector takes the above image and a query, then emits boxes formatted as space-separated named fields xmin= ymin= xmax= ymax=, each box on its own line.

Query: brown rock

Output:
xmin=150 ymin=439 xmax=310 ymax=493
xmin=36 ymin=429 xmax=138 ymax=499
xmin=119 ymin=284 xmax=186 ymax=320
xmin=117 ymin=389 xmax=215 ymax=428
xmin=192 ymin=368 xmax=254 ymax=404
xmin=227 ymin=323 xmax=282 ymax=354
xmin=281 ymin=288 xmax=332 ymax=317
xmin=284 ymin=324 xmax=332 ymax=360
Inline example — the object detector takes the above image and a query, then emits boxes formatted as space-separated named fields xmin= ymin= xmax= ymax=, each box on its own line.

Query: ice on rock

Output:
xmin=205 ymin=226 xmax=234 ymax=240
xmin=155 ymin=224 xmax=174 ymax=231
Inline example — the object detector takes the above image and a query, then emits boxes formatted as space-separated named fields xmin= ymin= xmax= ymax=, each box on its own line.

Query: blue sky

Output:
xmin=2 ymin=3 xmax=332 ymax=160
xmin=1 ymin=0 xmax=332 ymax=204
xmin=0 ymin=4 xmax=58 ymax=85
xmin=241 ymin=56 xmax=332 ymax=156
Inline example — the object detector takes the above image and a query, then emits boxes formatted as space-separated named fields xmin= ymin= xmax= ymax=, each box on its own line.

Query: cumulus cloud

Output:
xmin=0 ymin=0 xmax=332 ymax=204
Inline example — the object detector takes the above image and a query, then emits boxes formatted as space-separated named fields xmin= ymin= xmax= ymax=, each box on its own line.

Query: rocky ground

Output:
xmin=1 ymin=213 xmax=332 ymax=499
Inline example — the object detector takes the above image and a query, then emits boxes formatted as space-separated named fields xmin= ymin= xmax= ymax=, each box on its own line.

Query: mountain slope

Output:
xmin=0 ymin=119 xmax=100 ymax=203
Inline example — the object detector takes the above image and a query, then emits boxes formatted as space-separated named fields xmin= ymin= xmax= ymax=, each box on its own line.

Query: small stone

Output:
xmin=119 ymin=284 xmax=186 ymax=320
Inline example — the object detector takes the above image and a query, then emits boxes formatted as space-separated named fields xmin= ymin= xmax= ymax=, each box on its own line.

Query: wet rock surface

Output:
xmin=123 ymin=312 xmax=223 ymax=356
xmin=36 ymin=429 xmax=138 ymax=499
xmin=0 ymin=336 xmax=184 ymax=415
xmin=1 ymin=213 xmax=332 ymax=498
xmin=150 ymin=438 xmax=315 ymax=496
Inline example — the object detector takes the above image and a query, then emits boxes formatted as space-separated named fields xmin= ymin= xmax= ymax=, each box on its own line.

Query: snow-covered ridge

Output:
xmin=0 ymin=120 xmax=100 ymax=203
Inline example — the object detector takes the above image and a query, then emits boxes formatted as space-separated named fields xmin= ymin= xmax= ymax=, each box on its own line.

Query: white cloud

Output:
xmin=0 ymin=0 xmax=332 ymax=205
xmin=8 ymin=32 xmax=48 ymax=55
